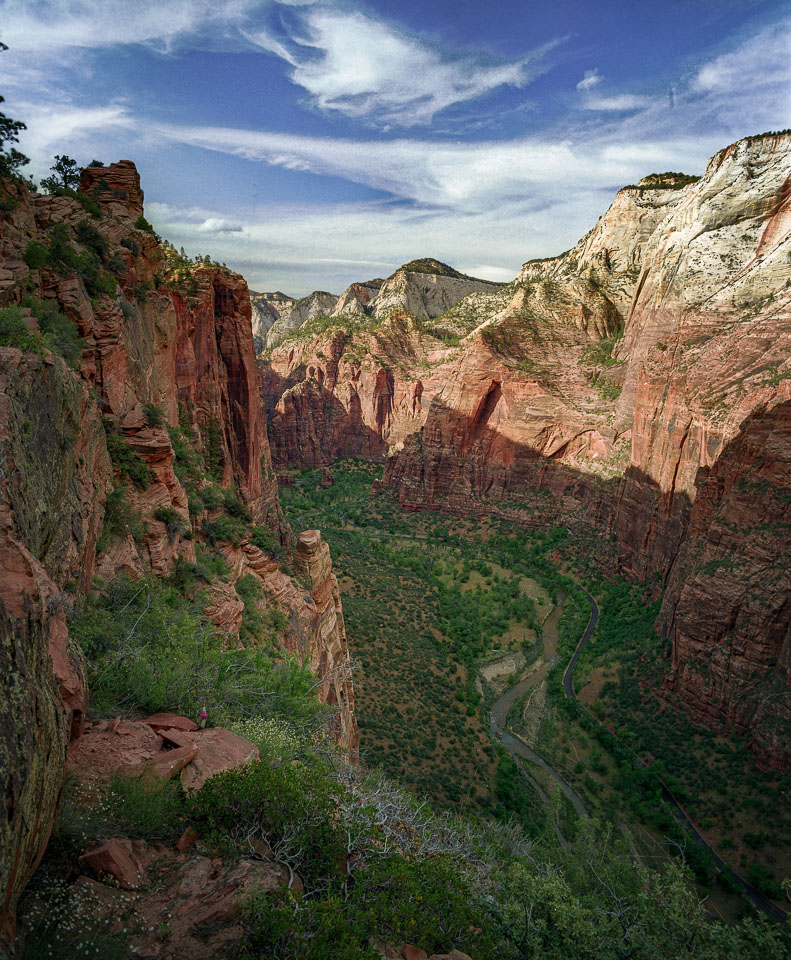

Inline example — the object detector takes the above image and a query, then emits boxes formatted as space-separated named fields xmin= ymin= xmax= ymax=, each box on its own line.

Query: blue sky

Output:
xmin=1 ymin=1 xmax=789 ymax=295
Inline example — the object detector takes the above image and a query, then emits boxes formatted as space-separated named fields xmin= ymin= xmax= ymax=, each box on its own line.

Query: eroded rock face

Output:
xmin=265 ymin=290 xmax=337 ymax=348
xmin=381 ymin=134 xmax=791 ymax=767
xmin=0 ymin=162 xmax=359 ymax=942
xmin=258 ymin=264 xmax=504 ymax=459
xmin=293 ymin=530 xmax=358 ymax=756
xmin=0 ymin=349 xmax=105 ymax=944
xmin=214 ymin=531 xmax=359 ymax=757
xmin=263 ymin=312 xmax=455 ymax=468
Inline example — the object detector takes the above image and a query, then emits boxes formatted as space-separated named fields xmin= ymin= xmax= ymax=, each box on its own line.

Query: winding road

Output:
xmin=560 ymin=589 xmax=789 ymax=925
xmin=489 ymin=600 xmax=590 ymax=824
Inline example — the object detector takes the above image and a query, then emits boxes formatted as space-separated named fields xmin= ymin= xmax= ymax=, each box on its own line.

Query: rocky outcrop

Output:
xmin=0 ymin=348 xmax=105 ymax=944
xmin=292 ymin=530 xmax=358 ymax=756
xmin=215 ymin=531 xmax=359 ymax=756
xmin=79 ymin=160 xmax=145 ymax=222
xmin=370 ymin=259 xmax=499 ymax=321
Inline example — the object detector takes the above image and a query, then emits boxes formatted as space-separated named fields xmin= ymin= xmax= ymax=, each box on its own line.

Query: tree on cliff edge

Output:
xmin=40 ymin=155 xmax=82 ymax=192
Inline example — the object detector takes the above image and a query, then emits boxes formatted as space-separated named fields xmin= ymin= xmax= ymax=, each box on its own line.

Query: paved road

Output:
xmin=562 ymin=589 xmax=788 ymax=925
xmin=489 ymin=602 xmax=590 ymax=822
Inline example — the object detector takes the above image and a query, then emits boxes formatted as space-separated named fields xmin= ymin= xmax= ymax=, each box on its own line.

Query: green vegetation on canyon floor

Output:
xmin=278 ymin=460 xmax=791 ymax=920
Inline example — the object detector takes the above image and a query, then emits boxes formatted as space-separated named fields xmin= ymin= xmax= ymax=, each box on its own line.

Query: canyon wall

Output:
xmin=260 ymin=135 xmax=790 ymax=769
xmin=0 ymin=162 xmax=357 ymax=942
xmin=383 ymin=135 xmax=791 ymax=768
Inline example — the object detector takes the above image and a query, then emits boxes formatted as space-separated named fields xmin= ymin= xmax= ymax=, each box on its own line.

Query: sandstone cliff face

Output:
xmin=250 ymin=291 xmax=293 ymax=352
xmin=380 ymin=135 xmax=791 ymax=767
xmin=259 ymin=261 xmax=504 ymax=468
xmin=0 ymin=350 xmax=102 ymax=941
xmin=262 ymin=312 xmax=456 ymax=468
xmin=609 ymin=135 xmax=791 ymax=766
xmin=0 ymin=162 xmax=359 ymax=941
xmin=265 ymin=290 xmax=337 ymax=348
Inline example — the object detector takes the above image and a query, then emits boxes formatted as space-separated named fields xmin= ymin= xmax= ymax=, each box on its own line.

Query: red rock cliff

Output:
xmin=0 ymin=161 xmax=359 ymax=943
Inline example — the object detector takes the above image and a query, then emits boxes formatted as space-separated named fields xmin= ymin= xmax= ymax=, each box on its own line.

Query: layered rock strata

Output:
xmin=380 ymin=135 xmax=791 ymax=767
xmin=0 ymin=161 xmax=359 ymax=943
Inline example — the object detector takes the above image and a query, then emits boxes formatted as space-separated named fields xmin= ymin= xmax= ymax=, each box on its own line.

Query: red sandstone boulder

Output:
xmin=139 ymin=744 xmax=199 ymax=781
xmin=176 ymin=827 xmax=199 ymax=852
xmin=179 ymin=728 xmax=259 ymax=791
xmin=145 ymin=713 xmax=199 ymax=732
xmin=79 ymin=838 xmax=145 ymax=890
xmin=403 ymin=947 xmax=429 ymax=960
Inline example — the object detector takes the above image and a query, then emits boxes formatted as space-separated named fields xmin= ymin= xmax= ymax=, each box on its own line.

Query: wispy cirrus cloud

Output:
xmin=576 ymin=69 xmax=602 ymax=91
xmin=154 ymin=121 xmax=706 ymax=212
xmin=0 ymin=0 xmax=561 ymax=129
xmin=691 ymin=18 xmax=790 ymax=95
xmin=0 ymin=0 xmax=271 ymax=52
xmin=245 ymin=5 xmax=560 ymax=127
xmin=582 ymin=94 xmax=650 ymax=112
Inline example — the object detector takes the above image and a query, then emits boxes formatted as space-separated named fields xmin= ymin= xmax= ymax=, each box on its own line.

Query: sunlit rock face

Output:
xmin=261 ymin=135 xmax=791 ymax=768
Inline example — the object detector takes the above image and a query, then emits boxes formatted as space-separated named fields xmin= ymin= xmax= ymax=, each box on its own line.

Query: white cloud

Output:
xmin=0 ymin=0 xmax=559 ymax=128
xmin=0 ymin=0 xmax=270 ymax=52
xmin=194 ymin=218 xmax=244 ymax=233
xmin=691 ymin=19 xmax=791 ymax=94
xmin=582 ymin=94 xmax=650 ymax=111
xmin=13 ymin=102 xmax=134 ymax=177
xmin=154 ymin=121 xmax=706 ymax=213
xmin=576 ymin=69 xmax=602 ymax=91
xmin=145 ymin=196 xmax=596 ymax=296
xmin=459 ymin=264 xmax=518 ymax=282
xmin=249 ymin=6 xmax=558 ymax=127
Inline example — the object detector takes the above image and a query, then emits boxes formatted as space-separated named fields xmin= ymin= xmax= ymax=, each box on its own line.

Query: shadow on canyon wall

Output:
xmin=260 ymin=361 xmax=388 ymax=467
xmin=379 ymin=393 xmax=791 ymax=769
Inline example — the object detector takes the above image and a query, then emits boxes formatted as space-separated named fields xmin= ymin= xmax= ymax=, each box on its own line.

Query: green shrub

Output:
xmin=48 ymin=222 xmax=78 ymax=271
xmin=105 ymin=774 xmax=184 ymax=841
xmin=203 ymin=418 xmax=224 ymax=481
xmin=746 ymin=860 xmax=784 ymax=899
xmin=23 ymin=240 xmax=51 ymax=270
xmin=74 ymin=219 xmax=109 ymax=261
xmin=223 ymin=488 xmax=252 ymax=522
xmin=198 ymin=484 xmax=224 ymax=510
xmin=143 ymin=402 xmax=164 ymax=427
xmin=97 ymin=485 xmax=144 ymax=551
xmin=250 ymin=525 xmax=285 ymax=560
xmin=187 ymin=759 xmax=345 ymax=888
xmin=195 ymin=546 xmax=230 ymax=580
xmin=202 ymin=513 xmax=245 ymax=547
xmin=153 ymin=505 xmax=188 ymax=538
xmin=25 ymin=297 xmax=84 ymax=366
xmin=76 ymin=192 xmax=102 ymax=218
xmin=134 ymin=215 xmax=155 ymax=234
xmin=0 ymin=305 xmax=42 ymax=353
xmin=70 ymin=576 xmax=320 ymax=723
xmin=104 ymin=429 xmax=154 ymax=489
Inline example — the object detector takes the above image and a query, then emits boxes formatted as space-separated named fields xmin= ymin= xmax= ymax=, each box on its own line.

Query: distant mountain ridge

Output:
xmin=255 ymin=257 xmax=503 ymax=349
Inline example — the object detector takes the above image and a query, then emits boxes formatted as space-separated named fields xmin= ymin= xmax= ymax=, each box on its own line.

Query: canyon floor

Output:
xmin=277 ymin=459 xmax=791 ymax=920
